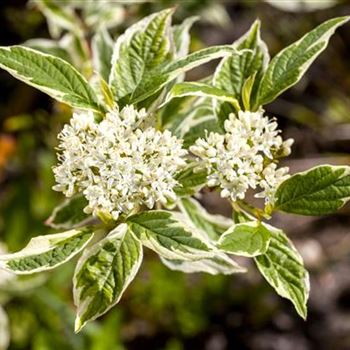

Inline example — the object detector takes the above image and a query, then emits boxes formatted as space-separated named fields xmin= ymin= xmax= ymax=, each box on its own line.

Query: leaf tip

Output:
xmin=161 ymin=6 xmax=176 ymax=18
xmin=168 ymin=5 xmax=177 ymax=13
xmin=337 ymin=15 xmax=350 ymax=24
xmin=298 ymin=306 xmax=308 ymax=321
xmin=74 ymin=316 xmax=85 ymax=334
xmin=252 ymin=18 xmax=261 ymax=29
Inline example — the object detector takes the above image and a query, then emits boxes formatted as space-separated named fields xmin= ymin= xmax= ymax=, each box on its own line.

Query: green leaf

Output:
xmin=73 ymin=224 xmax=143 ymax=332
xmin=232 ymin=209 xmax=253 ymax=224
xmin=99 ymin=76 xmax=115 ymax=109
xmin=161 ymin=95 xmax=222 ymax=149
xmin=0 ymin=46 xmax=102 ymax=112
xmin=24 ymin=38 xmax=72 ymax=64
xmin=160 ymin=94 xmax=195 ymax=130
xmin=242 ymin=73 xmax=256 ymax=111
xmin=164 ymin=96 xmax=217 ymax=139
xmin=56 ymin=33 xmax=90 ymax=71
xmin=171 ymin=198 xmax=245 ymax=274
xmin=46 ymin=195 xmax=91 ymax=230
xmin=0 ymin=228 xmax=94 ymax=274
xmin=183 ymin=116 xmax=221 ymax=149
xmin=82 ymin=1 xmax=124 ymax=30
xmin=214 ymin=19 xmax=269 ymax=121
xmin=255 ymin=228 xmax=309 ymax=319
xmin=92 ymin=27 xmax=114 ymax=81
xmin=174 ymin=163 xmax=207 ymax=197
xmin=215 ymin=19 xmax=269 ymax=97
xmin=109 ymin=9 xmax=174 ymax=104
xmin=163 ymin=82 xmax=240 ymax=110
xmin=35 ymin=0 xmax=81 ymax=38
xmin=131 ymin=45 xmax=239 ymax=104
xmin=172 ymin=16 xmax=198 ymax=58
xmin=163 ymin=45 xmax=237 ymax=77
xmin=160 ymin=252 xmax=245 ymax=275
xmin=127 ymin=210 xmax=214 ymax=260
xmin=179 ymin=198 xmax=232 ymax=240
xmin=217 ymin=221 xmax=271 ymax=257
xmin=255 ymin=16 xmax=350 ymax=107
xmin=274 ymin=165 xmax=350 ymax=215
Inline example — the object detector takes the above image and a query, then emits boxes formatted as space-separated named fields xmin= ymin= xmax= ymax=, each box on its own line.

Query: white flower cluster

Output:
xmin=53 ymin=106 xmax=187 ymax=220
xmin=190 ymin=110 xmax=293 ymax=203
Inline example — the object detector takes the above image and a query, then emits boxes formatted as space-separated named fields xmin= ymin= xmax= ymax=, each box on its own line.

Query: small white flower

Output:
xmin=190 ymin=109 xmax=293 ymax=203
xmin=255 ymin=163 xmax=290 ymax=203
xmin=53 ymin=106 xmax=187 ymax=220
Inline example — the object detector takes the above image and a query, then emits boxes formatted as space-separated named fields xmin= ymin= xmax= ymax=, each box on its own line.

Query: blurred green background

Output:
xmin=0 ymin=1 xmax=350 ymax=349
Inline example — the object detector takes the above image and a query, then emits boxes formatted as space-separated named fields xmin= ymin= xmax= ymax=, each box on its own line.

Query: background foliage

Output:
xmin=0 ymin=1 xmax=350 ymax=349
